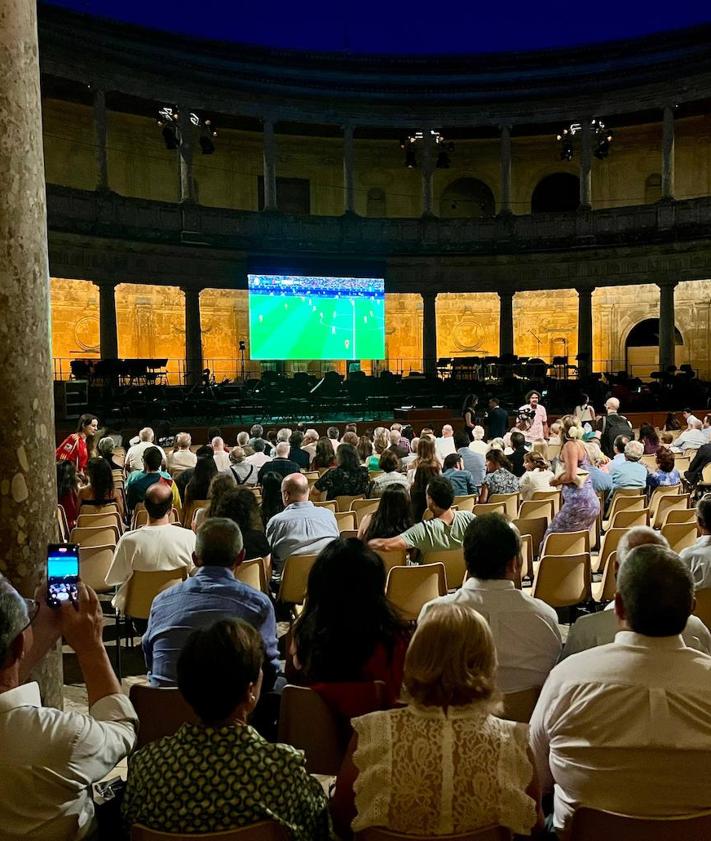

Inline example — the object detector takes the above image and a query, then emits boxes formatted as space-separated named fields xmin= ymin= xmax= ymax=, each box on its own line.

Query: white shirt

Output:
xmin=125 ymin=441 xmax=167 ymax=473
xmin=680 ymin=535 xmax=711 ymax=589
xmin=0 ymin=682 xmax=137 ymax=840
xmin=167 ymin=449 xmax=196 ymax=471
xmin=435 ymin=436 xmax=457 ymax=460
xmin=213 ymin=451 xmax=231 ymax=471
xmin=562 ymin=602 xmax=711 ymax=658
xmin=672 ymin=429 xmax=708 ymax=452
xmin=419 ymin=578 xmax=562 ymax=693
xmin=245 ymin=451 xmax=272 ymax=468
xmin=518 ymin=469 xmax=555 ymax=501
xmin=530 ymin=632 xmax=711 ymax=833
xmin=106 ymin=524 xmax=196 ymax=610
xmin=469 ymin=440 xmax=489 ymax=456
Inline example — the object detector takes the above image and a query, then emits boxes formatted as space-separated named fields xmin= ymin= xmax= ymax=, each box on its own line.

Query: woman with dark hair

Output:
xmin=56 ymin=461 xmax=80 ymax=528
xmin=312 ymin=437 xmax=336 ymax=471
xmin=55 ymin=414 xmax=99 ymax=479
xmin=78 ymin=457 xmax=119 ymax=511
xmin=359 ymin=484 xmax=413 ymax=542
xmin=462 ymin=393 xmax=478 ymax=441
xmin=477 ymin=449 xmax=519 ymax=502
xmin=260 ymin=471 xmax=285 ymax=528
xmin=410 ymin=462 xmax=441 ymax=521
xmin=663 ymin=412 xmax=682 ymax=431
xmin=184 ymin=455 xmax=218 ymax=509
xmin=214 ymin=487 xmax=271 ymax=567
xmin=191 ymin=473 xmax=238 ymax=531
xmin=356 ymin=435 xmax=373 ymax=465
xmin=638 ymin=422 xmax=661 ymax=455
xmin=314 ymin=443 xmax=369 ymax=500
xmin=647 ymin=446 xmax=681 ymax=490
xmin=288 ymin=538 xmax=409 ymax=705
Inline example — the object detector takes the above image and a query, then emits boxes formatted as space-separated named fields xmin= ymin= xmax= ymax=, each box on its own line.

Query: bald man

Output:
xmin=106 ymin=482 xmax=196 ymax=613
xmin=265 ymin=472 xmax=339 ymax=579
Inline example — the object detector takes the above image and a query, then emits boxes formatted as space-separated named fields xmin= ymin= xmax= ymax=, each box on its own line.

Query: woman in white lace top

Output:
xmin=331 ymin=604 xmax=541 ymax=837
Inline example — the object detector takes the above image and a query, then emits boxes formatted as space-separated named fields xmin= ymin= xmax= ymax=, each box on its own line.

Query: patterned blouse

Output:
xmin=122 ymin=723 xmax=331 ymax=840
xmin=482 ymin=468 xmax=520 ymax=496
xmin=314 ymin=466 xmax=370 ymax=500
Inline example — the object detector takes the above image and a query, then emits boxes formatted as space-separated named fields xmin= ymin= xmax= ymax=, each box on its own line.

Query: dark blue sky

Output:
xmin=46 ymin=1 xmax=710 ymax=54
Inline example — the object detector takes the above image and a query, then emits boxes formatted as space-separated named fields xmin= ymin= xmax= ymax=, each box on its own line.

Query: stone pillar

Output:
xmin=579 ymin=119 xmax=592 ymax=209
xmin=498 ymin=291 xmax=515 ymax=357
xmin=662 ymin=105 xmax=675 ymax=200
xmin=499 ymin=124 xmax=512 ymax=215
xmin=177 ymin=107 xmax=195 ymax=203
xmin=262 ymin=119 xmax=277 ymax=211
xmin=421 ymin=129 xmax=435 ymax=216
xmin=577 ymin=286 xmax=594 ymax=377
xmin=95 ymin=280 xmax=118 ymax=359
xmin=342 ymin=123 xmax=356 ymax=215
xmin=0 ymin=0 xmax=62 ymax=707
xmin=421 ymin=291 xmax=438 ymax=375
xmin=658 ymin=281 xmax=677 ymax=372
xmin=183 ymin=286 xmax=203 ymax=385
xmin=93 ymin=88 xmax=109 ymax=191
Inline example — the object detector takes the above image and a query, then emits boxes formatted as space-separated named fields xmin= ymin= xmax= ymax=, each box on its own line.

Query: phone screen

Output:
xmin=47 ymin=543 xmax=80 ymax=607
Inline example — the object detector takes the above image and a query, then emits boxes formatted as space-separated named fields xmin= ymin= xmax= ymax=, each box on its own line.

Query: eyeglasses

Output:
xmin=20 ymin=598 xmax=39 ymax=633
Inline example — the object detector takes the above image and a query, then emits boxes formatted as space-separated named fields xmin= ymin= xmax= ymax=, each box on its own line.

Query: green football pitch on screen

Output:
xmin=247 ymin=275 xmax=385 ymax=360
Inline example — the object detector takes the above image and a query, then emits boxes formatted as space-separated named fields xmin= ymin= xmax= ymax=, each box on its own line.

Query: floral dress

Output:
xmin=482 ymin=468 xmax=520 ymax=496
xmin=545 ymin=442 xmax=600 ymax=536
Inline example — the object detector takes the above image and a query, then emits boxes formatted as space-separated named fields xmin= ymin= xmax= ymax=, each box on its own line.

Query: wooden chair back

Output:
xmin=609 ymin=508 xmax=650 ymax=530
xmin=653 ymin=493 xmax=690 ymax=529
xmin=532 ymin=553 xmax=591 ymax=608
xmin=277 ymin=554 xmax=318 ymax=605
xmin=312 ymin=500 xmax=337 ymax=512
xmin=123 ymin=568 xmax=188 ymax=620
xmin=453 ymin=493 xmax=478 ymax=513
xmin=519 ymin=534 xmax=534 ymax=581
xmin=472 ymin=502 xmax=506 ymax=517
xmin=78 ymin=544 xmax=115 ymax=593
xmin=517 ymin=499 xmax=554 ymax=523
xmin=661 ymin=508 xmax=696 ymax=529
xmin=592 ymin=552 xmax=618 ymax=604
xmin=674 ymin=456 xmax=691 ymax=474
xmin=69 ymin=524 xmax=120 ymax=548
xmin=540 ymin=530 xmax=590 ymax=558
xmin=79 ymin=501 xmax=119 ymax=515
xmin=182 ymin=499 xmax=209 ymax=528
xmin=511 ymin=517 xmax=548 ymax=560
xmin=422 ymin=548 xmax=466 ymax=591
xmin=336 ymin=494 xmax=364 ymax=512
xmin=352 ymin=498 xmax=381 ymax=525
xmin=235 ymin=558 xmax=267 ymax=593
xmin=661 ymin=521 xmax=699 ymax=553
xmin=335 ymin=511 xmax=357 ymax=531
xmin=76 ymin=511 xmax=123 ymax=532
xmin=385 ymin=563 xmax=447 ymax=621
xmin=128 ymin=684 xmax=199 ymax=750
xmin=702 ymin=463 xmax=711 ymax=484
xmin=649 ymin=483 xmax=681 ymax=519
xmin=375 ymin=549 xmax=408 ymax=574
xmin=596 ymin=527 xmax=628 ymax=574
xmin=531 ymin=489 xmax=562 ymax=515
xmin=488 ymin=493 xmax=519 ymax=519
xmin=569 ymin=807 xmax=711 ymax=841
xmin=603 ymin=495 xmax=645 ymax=530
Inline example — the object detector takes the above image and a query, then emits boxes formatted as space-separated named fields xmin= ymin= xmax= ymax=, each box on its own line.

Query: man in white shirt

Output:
xmin=125 ymin=427 xmax=166 ymax=473
xmin=672 ymin=418 xmax=707 ymax=452
xmin=211 ymin=436 xmax=231 ymax=471
xmin=167 ymin=432 xmax=196 ymax=472
xmin=418 ymin=512 xmax=561 ymax=694
xmin=245 ymin=438 xmax=272 ymax=469
xmin=106 ymin=482 xmax=195 ymax=611
xmin=680 ymin=495 xmax=711 ymax=589
xmin=0 ymin=577 xmax=137 ymax=840
xmin=468 ymin=425 xmax=489 ymax=456
xmin=530 ymin=545 xmax=711 ymax=836
xmin=563 ymin=526 xmax=711 ymax=657
xmin=435 ymin=424 xmax=457 ymax=460
xmin=683 ymin=408 xmax=701 ymax=428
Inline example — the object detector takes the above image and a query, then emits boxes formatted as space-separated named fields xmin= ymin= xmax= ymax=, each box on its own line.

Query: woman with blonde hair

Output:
xmin=331 ymin=604 xmax=540 ymax=837
xmin=518 ymin=451 xmax=555 ymax=501
xmin=546 ymin=415 xmax=600 ymax=536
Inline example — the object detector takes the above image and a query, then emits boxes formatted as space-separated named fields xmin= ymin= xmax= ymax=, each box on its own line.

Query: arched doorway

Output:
xmin=531 ymin=173 xmax=579 ymax=213
xmin=439 ymin=178 xmax=495 ymax=218
xmin=625 ymin=317 xmax=684 ymax=378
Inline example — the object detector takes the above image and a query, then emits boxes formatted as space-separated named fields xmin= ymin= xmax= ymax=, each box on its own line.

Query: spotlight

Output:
xmin=199 ymin=120 xmax=216 ymax=155
xmin=161 ymin=123 xmax=179 ymax=150
xmin=157 ymin=106 xmax=179 ymax=150
xmin=560 ymin=138 xmax=573 ymax=161
xmin=405 ymin=146 xmax=417 ymax=168
xmin=594 ymin=133 xmax=613 ymax=160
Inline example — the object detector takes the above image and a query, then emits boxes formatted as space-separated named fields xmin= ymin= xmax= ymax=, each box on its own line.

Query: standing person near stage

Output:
xmin=462 ymin=393 xmax=478 ymax=441
xmin=486 ymin=397 xmax=509 ymax=440
xmin=546 ymin=416 xmax=600 ymax=536
xmin=519 ymin=391 xmax=547 ymax=444
xmin=55 ymin=414 xmax=99 ymax=480
xmin=574 ymin=394 xmax=596 ymax=424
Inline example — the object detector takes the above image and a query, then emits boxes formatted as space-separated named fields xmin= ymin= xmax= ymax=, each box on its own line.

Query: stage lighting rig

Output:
xmin=555 ymin=118 xmax=613 ymax=161
xmin=157 ymin=108 xmax=217 ymax=154
xmin=399 ymin=130 xmax=454 ymax=168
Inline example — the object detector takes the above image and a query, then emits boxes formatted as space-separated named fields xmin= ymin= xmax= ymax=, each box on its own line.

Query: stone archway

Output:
xmin=439 ymin=177 xmax=495 ymax=218
xmin=624 ymin=317 xmax=684 ymax=378
xmin=531 ymin=172 xmax=579 ymax=213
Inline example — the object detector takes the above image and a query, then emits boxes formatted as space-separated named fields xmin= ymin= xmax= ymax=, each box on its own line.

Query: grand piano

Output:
xmin=70 ymin=358 xmax=169 ymax=385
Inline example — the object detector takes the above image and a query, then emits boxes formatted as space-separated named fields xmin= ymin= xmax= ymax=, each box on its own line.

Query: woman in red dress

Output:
xmin=55 ymin=413 xmax=99 ymax=479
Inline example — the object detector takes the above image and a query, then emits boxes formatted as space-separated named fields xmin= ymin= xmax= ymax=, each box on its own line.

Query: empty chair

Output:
xmin=569 ymin=806 xmax=711 ymax=841
xmin=128 ymin=684 xmax=199 ymax=750
xmin=335 ymin=511 xmax=357 ymax=531
xmin=472 ymin=502 xmax=506 ymax=517
xmin=595 ymin=527 xmax=629 ymax=574
xmin=374 ymin=548 xmax=408 ymax=574
xmin=674 ymin=456 xmax=692 ymax=475
xmin=488 ymin=493 xmax=519 ymax=520
xmin=512 ymin=517 xmax=548 ymax=561
xmin=122 ymin=568 xmax=188 ymax=625
xmin=76 ymin=511 xmax=123 ymax=532
xmin=661 ymin=508 xmax=697 ymax=529
xmin=517 ymin=499 xmax=554 ymax=523
xmin=591 ymin=552 xmax=618 ymax=605
xmin=336 ymin=494 xmax=364 ymax=512
xmin=649 ymin=483 xmax=681 ymax=520
xmin=653 ymin=494 xmax=690 ymax=530
xmin=78 ymin=544 xmax=116 ymax=594
xmin=352 ymin=498 xmax=380 ymax=526
xmin=235 ymin=558 xmax=267 ymax=593
xmin=181 ymin=498 xmax=209 ymax=529
xmin=277 ymin=554 xmax=318 ymax=610
xmin=422 ymin=548 xmax=466 ymax=591
xmin=602 ymin=495 xmax=645 ymax=532
xmin=608 ymin=508 xmax=650 ymax=530
xmin=385 ymin=563 xmax=447 ymax=621
xmin=532 ymin=553 xmax=591 ymax=609
xmin=540 ymin=530 xmax=590 ymax=558
xmin=531 ymin=489 xmax=561 ymax=515
xmin=453 ymin=493 xmax=478 ymax=513
xmin=312 ymin=500 xmax=337 ymax=512
xmin=661 ymin=521 xmax=699 ymax=554
xmin=69 ymin=524 xmax=120 ymax=548
xmin=519 ymin=534 xmax=534 ymax=581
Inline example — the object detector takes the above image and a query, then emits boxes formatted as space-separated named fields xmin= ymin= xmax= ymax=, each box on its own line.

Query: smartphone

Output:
xmin=47 ymin=543 xmax=80 ymax=608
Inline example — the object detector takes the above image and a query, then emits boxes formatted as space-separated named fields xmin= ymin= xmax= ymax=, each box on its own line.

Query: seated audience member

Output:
xmin=435 ymin=424 xmax=457 ymax=460
xmin=235 ymin=431 xmax=254 ymax=457
xmin=584 ymin=441 xmax=614 ymax=493
xmin=660 ymin=430 xmax=675 ymax=446
xmin=288 ymin=538 xmax=409 ymax=705
xmin=342 ymin=431 xmax=360 ymax=448
xmin=327 ymin=425 xmax=340 ymax=453
xmin=359 ymin=484 xmax=414 ymax=542
xmin=142 ymin=518 xmax=278 ymax=689
xmin=226 ymin=446 xmax=258 ymax=486
xmin=468 ymin=425 xmax=489 ymax=456
xmin=442 ymin=453 xmax=477 ymax=496
xmin=419 ymin=513 xmax=561 ymax=693
xmin=663 ymin=412 xmax=682 ymax=431
xmin=211 ymin=437 xmax=231 ymax=471
xmin=313 ymin=436 xmax=337 ymax=471
xmin=193 ymin=473 xmax=237 ymax=531
xmin=299 ymin=428 xmax=317 ymax=461
xmin=638 ymin=422 xmax=661 ymax=455
xmin=370 ymin=450 xmax=409 ymax=497
xmin=600 ymin=398 xmax=633 ymax=458
xmin=314 ymin=443 xmax=369 ymax=500
xmin=478 ymin=449 xmax=520 ymax=503
xmin=125 ymin=427 xmax=165 ymax=473
xmin=357 ymin=435 xmax=374 ymax=466
xmin=610 ymin=439 xmax=647 ymax=491
xmin=386 ymin=428 xmax=409 ymax=459
xmin=288 ymin=431 xmax=310 ymax=469
xmin=98 ymin=435 xmax=124 ymax=472
xmin=56 ymin=460 xmax=80 ymax=529
xmin=518 ymin=451 xmax=555 ymax=501
xmin=207 ymin=426 xmax=223 ymax=444
xmin=609 ymin=433 xmax=631 ymax=467
xmin=125 ymin=446 xmax=181 ymax=511
xmin=245 ymin=438 xmax=272 ymax=469
xmin=266 ymin=473 xmax=339 ymax=577
xmin=408 ymin=436 xmax=442 ymax=520
xmin=680 ymin=495 xmax=711 ymax=589
xmin=124 ymin=620 xmax=329 ymax=840
xmin=547 ymin=421 xmax=562 ymax=445
xmin=684 ymin=408 xmax=701 ymax=428
xmin=176 ymin=444 xmax=213 ymax=501
xmin=368 ymin=476 xmax=474 ymax=555
xmin=704 ymin=414 xmax=711 ymax=442
xmin=214 ymin=487 xmax=271 ymax=569
xmin=106 ymin=483 xmax=195 ymax=612
xmin=78 ymin=456 xmax=123 ymax=517
xmin=454 ymin=430 xmax=485 ymax=488
xmin=182 ymin=449 xmax=217 ymax=508
xmin=530 ymin=545 xmax=711 ymax=837
xmin=0 ymin=578 xmax=137 ymax=838
xmin=563 ymin=527 xmax=711 ymax=657
xmin=167 ymin=432 xmax=197 ymax=472
xmin=686 ymin=439 xmax=711 ymax=486
xmin=332 ymin=604 xmax=540 ymax=838
xmin=257 ymin=441 xmax=301 ymax=485
xmin=672 ymin=417 xmax=708 ymax=452
xmin=508 ymin=430 xmax=529 ymax=478
xmin=260 ymin=471 xmax=285 ymax=528
xmin=646 ymin=446 xmax=681 ymax=491
xmin=248 ymin=423 xmax=272 ymax=456
xmin=367 ymin=428 xmax=388 ymax=470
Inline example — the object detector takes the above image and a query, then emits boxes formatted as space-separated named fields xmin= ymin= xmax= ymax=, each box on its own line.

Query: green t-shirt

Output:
xmin=401 ymin=510 xmax=475 ymax=553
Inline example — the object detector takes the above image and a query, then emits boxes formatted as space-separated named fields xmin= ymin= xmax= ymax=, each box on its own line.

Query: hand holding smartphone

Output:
xmin=46 ymin=543 xmax=80 ymax=608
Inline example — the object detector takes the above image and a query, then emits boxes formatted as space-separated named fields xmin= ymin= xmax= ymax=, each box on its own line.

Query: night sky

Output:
xmin=44 ymin=0 xmax=711 ymax=55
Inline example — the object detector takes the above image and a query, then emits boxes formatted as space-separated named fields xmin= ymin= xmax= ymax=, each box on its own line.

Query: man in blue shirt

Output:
xmin=143 ymin=518 xmax=279 ymax=691
xmin=442 ymin=453 xmax=477 ymax=496
xmin=454 ymin=431 xmax=485 ymax=489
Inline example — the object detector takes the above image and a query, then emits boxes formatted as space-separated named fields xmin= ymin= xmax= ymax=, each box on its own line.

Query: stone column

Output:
xmin=577 ymin=286 xmax=594 ymax=377
xmin=0 ymin=0 xmax=62 ymax=707
xmin=421 ymin=129 xmax=435 ymax=216
xmin=662 ymin=105 xmax=675 ymax=200
xmin=183 ymin=286 xmax=203 ymax=385
xmin=93 ymin=88 xmax=109 ymax=191
xmin=95 ymin=280 xmax=118 ymax=359
xmin=579 ymin=119 xmax=592 ymax=209
xmin=498 ymin=291 xmax=515 ymax=357
xmin=658 ymin=281 xmax=677 ymax=372
xmin=177 ymin=107 xmax=195 ymax=203
xmin=262 ymin=119 xmax=278 ymax=211
xmin=499 ymin=124 xmax=512 ymax=215
xmin=421 ymin=291 xmax=438 ymax=375
xmin=343 ymin=123 xmax=356 ymax=215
